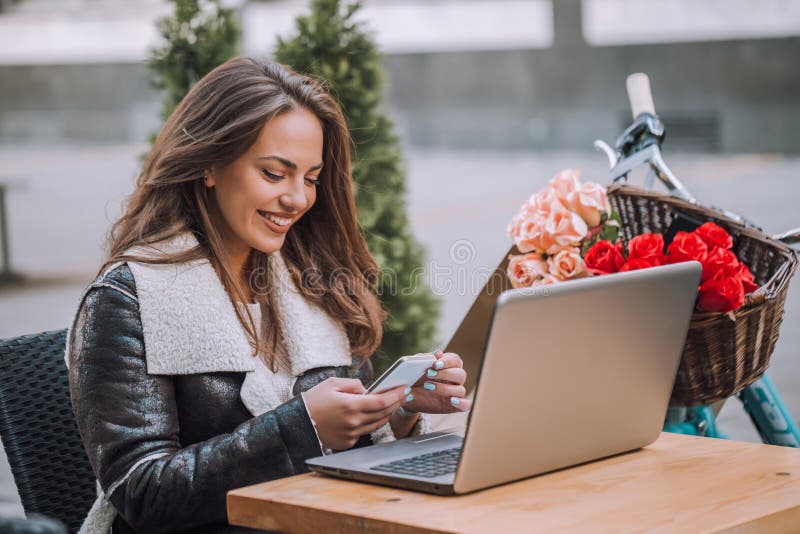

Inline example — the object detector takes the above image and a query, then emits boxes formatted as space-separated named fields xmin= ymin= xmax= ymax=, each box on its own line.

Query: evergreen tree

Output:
xmin=276 ymin=0 xmax=441 ymax=373
xmin=148 ymin=0 xmax=240 ymax=123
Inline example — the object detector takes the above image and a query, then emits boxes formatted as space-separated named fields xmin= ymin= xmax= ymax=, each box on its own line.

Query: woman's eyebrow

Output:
xmin=257 ymin=155 xmax=323 ymax=171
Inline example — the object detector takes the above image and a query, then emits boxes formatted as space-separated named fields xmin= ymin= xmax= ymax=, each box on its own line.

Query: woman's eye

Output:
xmin=261 ymin=169 xmax=284 ymax=181
xmin=262 ymin=169 xmax=318 ymax=186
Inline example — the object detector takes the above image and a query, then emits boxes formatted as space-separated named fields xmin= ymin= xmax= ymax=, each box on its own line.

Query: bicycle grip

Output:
xmin=626 ymin=72 xmax=656 ymax=118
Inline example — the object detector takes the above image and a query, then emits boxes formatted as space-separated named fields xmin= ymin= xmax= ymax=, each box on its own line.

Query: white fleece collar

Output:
xmin=121 ymin=232 xmax=353 ymax=416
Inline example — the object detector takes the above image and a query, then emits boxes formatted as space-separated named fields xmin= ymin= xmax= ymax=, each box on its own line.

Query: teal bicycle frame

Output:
xmin=663 ymin=373 xmax=800 ymax=446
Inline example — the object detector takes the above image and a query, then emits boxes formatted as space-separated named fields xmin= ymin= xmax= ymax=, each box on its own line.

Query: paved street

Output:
xmin=1 ymin=144 xmax=798 ymax=516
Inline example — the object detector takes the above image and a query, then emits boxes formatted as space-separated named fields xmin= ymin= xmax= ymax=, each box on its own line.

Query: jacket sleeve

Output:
xmin=68 ymin=277 xmax=323 ymax=533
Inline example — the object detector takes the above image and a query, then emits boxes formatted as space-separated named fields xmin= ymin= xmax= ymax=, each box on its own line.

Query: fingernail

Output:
xmin=450 ymin=397 xmax=460 ymax=406
xmin=423 ymin=382 xmax=436 ymax=391
xmin=435 ymin=361 xmax=445 ymax=370
xmin=427 ymin=369 xmax=438 ymax=378
xmin=404 ymin=386 xmax=411 ymax=395
xmin=405 ymin=394 xmax=414 ymax=403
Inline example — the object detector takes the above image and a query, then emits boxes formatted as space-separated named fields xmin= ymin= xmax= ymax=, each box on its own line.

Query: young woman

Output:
xmin=65 ymin=57 xmax=471 ymax=534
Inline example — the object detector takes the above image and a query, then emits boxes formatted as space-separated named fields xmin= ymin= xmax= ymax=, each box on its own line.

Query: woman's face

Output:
xmin=205 ymin=108 xmax=324 ymax=265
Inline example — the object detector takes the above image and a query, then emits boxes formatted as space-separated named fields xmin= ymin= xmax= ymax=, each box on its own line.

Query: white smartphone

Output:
xmin=365 ymin=354 xmax=436 ymax=394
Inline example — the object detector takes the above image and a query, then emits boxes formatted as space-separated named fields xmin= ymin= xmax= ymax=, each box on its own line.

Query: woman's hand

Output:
xmin=303 ymin=377 xmax=406 ymax=450
xmin=403 ymin=351 xmax=471 ymax=415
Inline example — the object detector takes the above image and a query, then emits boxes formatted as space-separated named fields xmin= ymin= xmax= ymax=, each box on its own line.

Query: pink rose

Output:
xmin=542 ymin=202 xmax=589 ymax=254
xmin=508 ymin=189 xmax=558 ymax=245
xmin=547 ymin=169 xmax=581 ymax=205
xmin=527 ymin=188 xmax=562 ymax=215
xmin=507 ymin=253 xmax=549 ymax=288
xmin=531 ymin=273 xmax=563 ymax=287
xmin=506 ymin=211 xmax=525 ymax=241
xmin=515 ymin=213 xmax=553 ymax=253
xmin=547 ymin=247 xmax=586 ymax=280
xmin=565 ymin=181 xmax=611 ymax=228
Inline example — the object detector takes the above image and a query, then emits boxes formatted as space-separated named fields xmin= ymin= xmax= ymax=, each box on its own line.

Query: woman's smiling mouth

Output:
xmin=258 ymin=210 xmax=293 ymax=233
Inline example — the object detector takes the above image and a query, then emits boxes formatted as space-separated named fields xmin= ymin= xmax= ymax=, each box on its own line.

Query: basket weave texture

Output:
xmin=0 ymin=329 xmax=96 ymax=532
xmin=608 ymin=184 xmax=798 ymax=406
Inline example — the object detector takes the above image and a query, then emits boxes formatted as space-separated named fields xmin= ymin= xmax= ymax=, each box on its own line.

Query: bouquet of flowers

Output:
xmin=506 ymin=169 xmax=759 ymax=314
xmin=506 ymin=169 xmax=621 ymax=287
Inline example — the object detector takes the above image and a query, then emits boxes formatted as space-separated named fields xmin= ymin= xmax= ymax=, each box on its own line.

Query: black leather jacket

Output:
xmin=68 ymin=263 xmax=375 ymax=534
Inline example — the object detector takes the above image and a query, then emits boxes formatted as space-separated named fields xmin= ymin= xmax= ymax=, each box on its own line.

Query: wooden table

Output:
xmin=227 ymin=433 xmax=800 ymax=533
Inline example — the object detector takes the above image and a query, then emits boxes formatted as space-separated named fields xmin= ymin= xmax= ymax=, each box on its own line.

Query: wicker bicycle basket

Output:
xmin=607 ymin=184 xmax=798 ymax=406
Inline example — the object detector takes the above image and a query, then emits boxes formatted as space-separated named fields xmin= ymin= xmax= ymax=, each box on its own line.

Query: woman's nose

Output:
xmin=279 ymin=179 xmax=309 ymax=212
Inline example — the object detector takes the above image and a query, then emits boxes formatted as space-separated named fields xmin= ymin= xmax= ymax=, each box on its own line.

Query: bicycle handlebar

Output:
xmin=626 ymin=73 xmax=656 ymax=118
xmin=615 ymin=72 xmax=697 ymax=202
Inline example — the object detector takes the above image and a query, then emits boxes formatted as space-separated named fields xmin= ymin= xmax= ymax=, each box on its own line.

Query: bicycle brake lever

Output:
xmin=593 ymin=139 xmax=617 ymax=169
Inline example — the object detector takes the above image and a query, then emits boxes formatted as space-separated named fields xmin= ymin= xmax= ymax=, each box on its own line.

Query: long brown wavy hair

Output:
xmin=100 ymin=57 xmax=387 ymax=370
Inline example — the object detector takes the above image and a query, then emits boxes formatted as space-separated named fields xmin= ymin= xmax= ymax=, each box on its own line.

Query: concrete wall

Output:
xmin=1 ymin=0 xmax=798 ymax=152
xmin=0 ymin=62 xmax=159 ymax=144
xmin=383 ymin=0 xmax=800 ymax=153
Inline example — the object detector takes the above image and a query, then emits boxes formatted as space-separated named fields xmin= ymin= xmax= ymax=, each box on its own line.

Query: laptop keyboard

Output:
xmin=370 ymin=447 xmax=461 ymax=478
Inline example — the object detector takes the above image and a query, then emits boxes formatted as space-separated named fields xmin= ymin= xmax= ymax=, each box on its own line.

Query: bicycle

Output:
xmin=593 ymin=73 xmax=800 ymax=447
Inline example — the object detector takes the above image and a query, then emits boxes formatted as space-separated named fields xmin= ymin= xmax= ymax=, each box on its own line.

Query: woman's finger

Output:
xmin=359 ymin=386 xmax=406 ymax=413
xmin=423 ymin=367 xmax=466 ymax=385
xmin=429 ymin=351 xmax=463 ymax=371
xmin=359 ymin=397 xmax=405 ymax=426
xmin=417 ymin=381 xmax=466 ymax=400
xmin=448 ymin=396 xmax=472 ymax=412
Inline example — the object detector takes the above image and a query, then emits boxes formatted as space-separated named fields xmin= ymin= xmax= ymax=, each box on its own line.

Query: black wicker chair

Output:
xmin=0 ymin=329 xmax=96 ymax=533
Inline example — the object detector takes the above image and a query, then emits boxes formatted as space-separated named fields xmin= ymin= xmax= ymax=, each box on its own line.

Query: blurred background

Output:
xmin=1 ymin=0 xmax=799 ymax=518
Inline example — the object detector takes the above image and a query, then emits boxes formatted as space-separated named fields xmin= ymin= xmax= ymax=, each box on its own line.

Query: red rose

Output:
xmin=584 ymin=240 xmax=625 ymax=275
xmin=739 ymin=263 xmax=759 ymax=294
xmin=667 ymin=231 xmax=708 ymax=264
xmin=697 ymin=271 xmax=745 ymax=313
xmin=619 ymin=257 xmax=656 ymax=272
xmin=701 ymin=247 xmax=741 ymax=282
xmin=627 ymin=233 xmax=667 ymax=266
xmin=694 ymin=222 xmax=733 ymax=250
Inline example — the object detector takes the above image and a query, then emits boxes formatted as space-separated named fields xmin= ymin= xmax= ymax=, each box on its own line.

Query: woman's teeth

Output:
xmin=259 ymin=211 xmax=291 ymax=226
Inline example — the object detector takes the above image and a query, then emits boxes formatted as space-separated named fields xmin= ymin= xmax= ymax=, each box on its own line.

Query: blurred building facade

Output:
xmin=0 ymin=0 xmax=799 ymax=152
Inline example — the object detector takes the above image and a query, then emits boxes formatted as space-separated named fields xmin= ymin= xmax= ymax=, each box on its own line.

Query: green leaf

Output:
xmin=601 ymin=225 xmax=620 ymax=243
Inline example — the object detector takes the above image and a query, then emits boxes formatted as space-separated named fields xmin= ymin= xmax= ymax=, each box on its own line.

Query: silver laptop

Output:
xmin=306 ymin=261 xmax=702 ymax=495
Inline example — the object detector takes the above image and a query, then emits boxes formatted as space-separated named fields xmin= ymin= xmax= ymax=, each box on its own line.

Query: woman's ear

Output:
xmin=204 ymin=169 xmax=217 ymax=188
